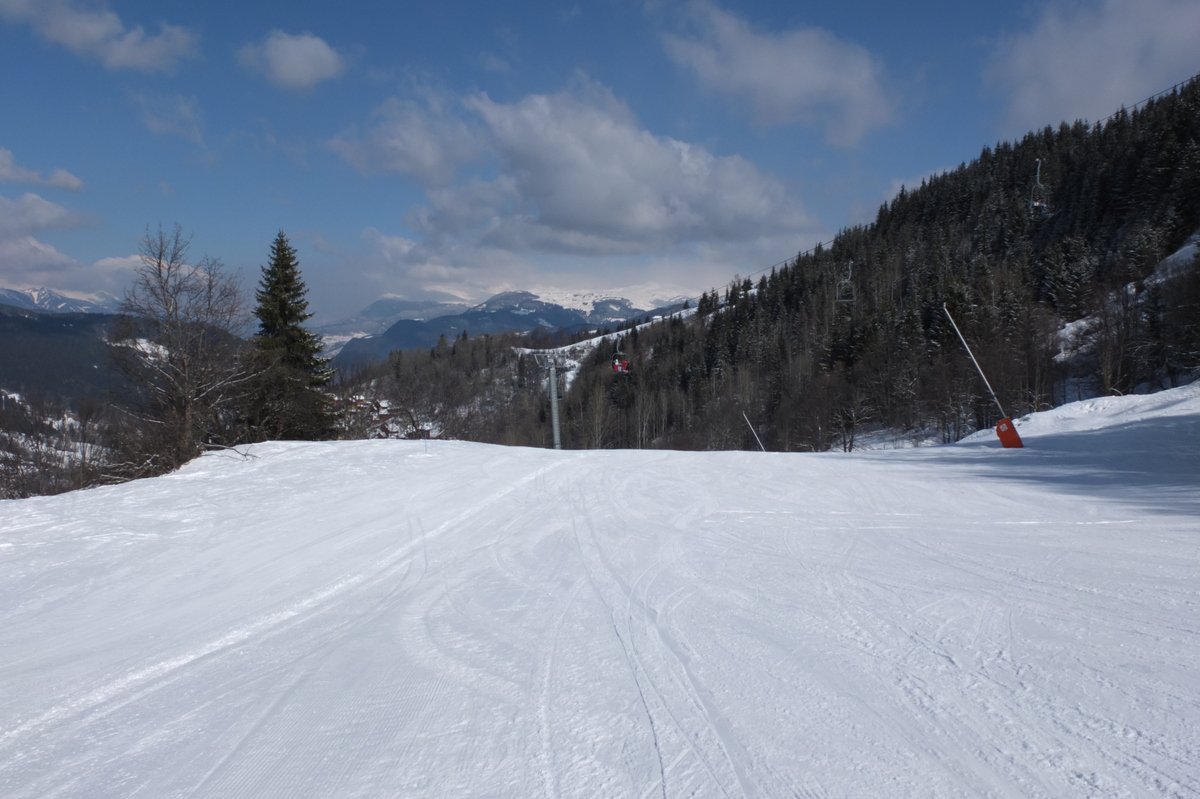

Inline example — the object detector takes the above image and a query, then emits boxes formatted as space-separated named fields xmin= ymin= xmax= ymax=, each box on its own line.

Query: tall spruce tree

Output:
xmin=247 ymin=231 xmax=337 ymax=440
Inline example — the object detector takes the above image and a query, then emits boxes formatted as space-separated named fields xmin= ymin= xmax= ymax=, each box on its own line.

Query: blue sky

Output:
xmin=1 ymin=0 xmax=1198 ymax=319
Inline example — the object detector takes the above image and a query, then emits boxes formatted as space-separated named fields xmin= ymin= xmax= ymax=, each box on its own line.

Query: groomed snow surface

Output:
xmin=2 ymin=385 xmax=1199 ymax=798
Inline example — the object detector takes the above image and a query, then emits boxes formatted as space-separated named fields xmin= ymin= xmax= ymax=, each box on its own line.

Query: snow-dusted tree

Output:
xmin=111 ymin=224 xmax=250 ymax=472
xmin=245 ymin=231 xmax=336 ymax=440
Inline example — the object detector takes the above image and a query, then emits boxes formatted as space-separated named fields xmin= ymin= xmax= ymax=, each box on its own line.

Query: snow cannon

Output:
xmin=943 ymin=304 xmax=1028 ymax=451
xmin=995 ymin=417 xmax=1023 ymax=448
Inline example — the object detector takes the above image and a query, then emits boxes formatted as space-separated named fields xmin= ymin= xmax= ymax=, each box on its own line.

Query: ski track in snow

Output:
xmin=1 ymin=384 xmax=1199 ymax=797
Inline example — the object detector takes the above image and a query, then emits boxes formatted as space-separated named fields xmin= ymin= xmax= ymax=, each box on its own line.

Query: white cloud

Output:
xmin=333 ymin=82 xmax=814 ymax=255
xmin=479 ymin=52 xmax=512 ymax=74
xmin=238 ymin=30 xmax=345 ymax=91
xmin=987 ymin=0 xmax=1200 ymax=132
xmin=0 ymin=235 xmax=79 ymax=281
xmin=354 ymin=227 xmax=809 ymax=308
xmin=0 ymin=0 xmax=196 ymax=72
xmin=0 ymin=146 xmax=83 ymax=191
xmin=0 ymin=192 xmax=134 ymax=293
xmin=131 ymin=93 xmax=215 ymax=161
xmin=88 ymin=254 xmax=141 ymax=283
xmin=459 ymin=86 xmax=809 ymax=253
xmin=0 ymin=192 xmax=85 ymax=238
xmin=662 ymin=2 xmax=893 ymax=145
xmin=328 ymin=95 xmax=484 ymax=185
xmin=330 ymin=81 xmax=824 ymax=302
xmin=363 ymin=229 xmax=527 ymax=303
xmin=44 ymin=168 xmax=82 ymax=191
xmin=0 ymin=239 xmax=138 ymax=294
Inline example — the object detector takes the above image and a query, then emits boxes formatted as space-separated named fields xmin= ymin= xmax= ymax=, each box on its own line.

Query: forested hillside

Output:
xmin=349 ymin=76 xmax=1200 ymax=452
xmin=552 ymin=77 xmax=1200 ymax=451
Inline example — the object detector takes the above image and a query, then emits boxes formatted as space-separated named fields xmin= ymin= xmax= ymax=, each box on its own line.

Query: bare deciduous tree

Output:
xmin=110 ymin=224 xmax=251 ymax=472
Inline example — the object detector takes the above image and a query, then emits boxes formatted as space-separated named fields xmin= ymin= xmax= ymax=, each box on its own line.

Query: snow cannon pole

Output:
xmin=942 ymin=304 xmax=1024 ymax=448
xmin=742 ymin=411 xmax=767 ymax=452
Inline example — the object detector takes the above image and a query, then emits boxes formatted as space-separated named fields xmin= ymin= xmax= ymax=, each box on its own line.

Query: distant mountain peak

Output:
xmin=0 ymin=286 xmax=121 ymax=315
xmin=322 ymin=285 xmax=686 ymax=362
xmin=469 ymin=291 xmax=543 ymax=312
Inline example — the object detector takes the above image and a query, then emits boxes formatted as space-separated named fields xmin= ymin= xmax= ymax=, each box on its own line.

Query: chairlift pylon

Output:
xmin=531 ymin=350 xmax=564 ymax=449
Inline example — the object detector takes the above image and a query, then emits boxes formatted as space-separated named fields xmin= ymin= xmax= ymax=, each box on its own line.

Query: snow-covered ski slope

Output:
xmin=2 ymin=384 xmax=1199 ymax=798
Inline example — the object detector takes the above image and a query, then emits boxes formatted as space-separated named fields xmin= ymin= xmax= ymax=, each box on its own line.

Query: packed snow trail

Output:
xmin=1 ymin=384 xmax=1199 ymax=797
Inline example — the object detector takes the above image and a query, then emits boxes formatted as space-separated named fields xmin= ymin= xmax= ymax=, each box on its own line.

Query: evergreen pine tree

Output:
xmin=247 ymin=231 xmax=337 ymax=440
xmin=255 ymin=232 xmax=328 ymax=374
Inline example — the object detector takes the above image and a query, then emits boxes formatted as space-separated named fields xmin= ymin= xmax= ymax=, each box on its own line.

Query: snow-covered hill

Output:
xmin=2 ymin=384 xmax=1198 ymax=797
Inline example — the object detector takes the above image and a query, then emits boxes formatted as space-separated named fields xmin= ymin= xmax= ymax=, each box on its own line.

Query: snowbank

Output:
xmin=1 ymin=383 xmax=1198 ymax=797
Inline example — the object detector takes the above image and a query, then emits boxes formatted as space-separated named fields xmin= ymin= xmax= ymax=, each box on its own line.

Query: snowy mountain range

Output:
xmin=0 ymin=285 xmax=683 ymax=399
xmin=0 ymin=287 xmax=121 ymax=315
xmin=328 ymin=289 xmax=686 ymax=365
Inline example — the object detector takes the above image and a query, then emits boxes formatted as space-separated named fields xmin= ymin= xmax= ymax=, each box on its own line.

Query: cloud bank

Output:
xmin=662 ymin=2 xmax=893 ymax=145
xmin=0 ymin=0 xmax=196 ymax=72
xmin=0 ymin=146 xmax=83 ymax=191
xmin=987 ymin=0 xmax=1200 ymax=132
xmin=329 ymin=79 xmax=819 ymax=299
xmin=132 ymin=94 xmax=206 ymax=146
xmin=329 ymin=94 xmax=482 ymax=186
xmin=0 ymin=192 xmax=83 ymax=239
xmin=239 ymin=31 xmax=345 ymax=91
xmin=0 ymin=192 xmax=104 ymax=291
xmin=0 ymin=192 xmax=139 ymax=293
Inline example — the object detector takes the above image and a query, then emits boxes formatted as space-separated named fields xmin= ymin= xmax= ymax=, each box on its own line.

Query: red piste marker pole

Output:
xmin=943 ymin=304 xmax=1024 ymax=449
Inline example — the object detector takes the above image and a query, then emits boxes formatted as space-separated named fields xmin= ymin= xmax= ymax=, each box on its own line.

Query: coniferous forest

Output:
xmin=349 ymin=76 xmax=1200 ymax=452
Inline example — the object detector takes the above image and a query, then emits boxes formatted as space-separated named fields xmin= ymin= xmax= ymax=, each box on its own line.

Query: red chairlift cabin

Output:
xmin=612 ymin=343 xmax=630 ymax=373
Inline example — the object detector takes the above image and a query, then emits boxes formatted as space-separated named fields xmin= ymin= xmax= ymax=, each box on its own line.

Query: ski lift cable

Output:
xmin=681 ymin=236 xmax=838 ymax=309
xmin=1097 ymin=70 xmax=1200 ymax=124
